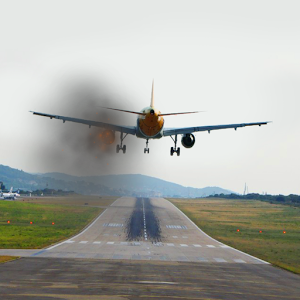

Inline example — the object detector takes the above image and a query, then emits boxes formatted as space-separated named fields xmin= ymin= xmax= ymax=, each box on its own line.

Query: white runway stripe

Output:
xmin=65 ymin=241 xmax=75 ymax=244
xmin=207 ymin=245 xmax=215 ymax=248
xmin=193 ymin=244 xmax=201 ymax=247
xmin=79 ymin=241 xmax=88 ymax=244
xmin=93 ymin=241 xmax=101 ymax=244
xmin=107 ymin=242 xmax=114 ymax=245
xmin=214 ymin=258 xmax=227 ymax=262
xmin=234 ymin=259 xmax=246 ymax=263
xmin=180 ymin=244 xmax=188 ymax=247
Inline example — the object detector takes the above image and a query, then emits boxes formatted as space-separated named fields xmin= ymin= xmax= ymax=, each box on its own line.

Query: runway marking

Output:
xmin=65 ymin=241 xmax=75 ymax=244
xmin=193 ymin=244 xmax=201 ymax=247
xmin=153 ymin=242 xmax=163 ymax=246
xmin=166 ymin=243 xmax=174 ymax=246
xmin=131 ymin=242 xmax=141 ymax=246
xmin=234 ymin=259 xmax=246 ymax=263
xmin=120 ymin=242 xmax=128 ymax=245
xmin=180 ymin=244 xmax=188 ymax=247
xmin=93 ymin=241 xmax=101 ymax=244
xmin=197 ymin=257 xmax=208 ymax=262
xmin=142 ymin=199 xmax=148 ymax=241
xmin=79 ymin=241 xmax=88 ymax=244
xmin=103 ymin=223 xmax=123 ymax=227
xmin=220 ymin=245 xmax=230 ymax=248
xmin=107 ymin=242 xmax=114 ymax=245
xmin=137 ymin=281 xmax=178 ymax=285
xmin=207 ymin=245 xmax=215 ymax=248
xmin=31 ymin=249 xmax=47 ymax=257
xmin=214 ymin=258 xmax=227 ymax=262
xmin=172 ymin=236 xmax=178 ymax=238
xmin=166 ymin=225 xmax=187 ymax=229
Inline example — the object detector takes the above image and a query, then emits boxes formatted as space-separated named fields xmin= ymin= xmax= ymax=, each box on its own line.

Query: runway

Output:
xmin=1 ymin=197 xmax=299 ymax=299
xmin=1 ymin=197 xmax=267 ymax=263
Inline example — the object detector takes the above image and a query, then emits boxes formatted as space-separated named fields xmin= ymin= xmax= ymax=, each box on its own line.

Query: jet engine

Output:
xmin=100 ymin=130 xmax=115 ymax=145
xmin=181 ymin=133 xmax=195 ymax=148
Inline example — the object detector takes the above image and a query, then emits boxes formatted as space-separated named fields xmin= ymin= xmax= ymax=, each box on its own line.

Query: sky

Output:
xmin=0 ymin=0 xmax=300 ymax=195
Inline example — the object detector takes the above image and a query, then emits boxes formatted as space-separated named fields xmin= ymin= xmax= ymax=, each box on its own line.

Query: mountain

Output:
xmin=0 ymin=164 xmax=233 ymax=197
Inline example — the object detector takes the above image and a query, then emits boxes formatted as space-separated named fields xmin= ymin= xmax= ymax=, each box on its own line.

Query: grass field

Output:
xmin=0 ymin=195 xmax=118 ymax=249
xmin=168 ymin=198 xmax=300 ymax=274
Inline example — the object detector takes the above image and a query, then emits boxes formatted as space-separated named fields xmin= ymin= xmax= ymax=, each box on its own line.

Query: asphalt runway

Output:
xmin=0 ymin=197 xmax=299 ymax=299
xmin=0 ymin=197 xmax=275 ymax=262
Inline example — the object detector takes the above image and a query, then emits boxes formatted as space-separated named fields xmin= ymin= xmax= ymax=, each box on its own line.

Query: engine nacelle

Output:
xmin=100 ymin=130 xmax=115 ymax=145
xmin=181 ymin=133 xmax=195 ymax=148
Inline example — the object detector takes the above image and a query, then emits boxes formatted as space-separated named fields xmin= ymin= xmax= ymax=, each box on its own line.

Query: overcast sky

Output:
xmin=1 ymin=0 xmax=299 ymax=195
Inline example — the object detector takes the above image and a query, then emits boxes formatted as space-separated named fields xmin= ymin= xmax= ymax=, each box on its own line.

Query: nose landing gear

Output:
xmin=144 ymin=139 xmax=149 ymax=154
xmin=170 ymin=135 xmax=180 ymax=156
xmin=116 ymin=132 xmax=127 ymax=154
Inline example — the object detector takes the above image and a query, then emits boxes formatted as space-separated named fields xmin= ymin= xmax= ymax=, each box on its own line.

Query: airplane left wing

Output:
xmin=30 ymin=111 xmax=136 ymax=135
xmin=163 ymin=121 xmax=270 ymax=136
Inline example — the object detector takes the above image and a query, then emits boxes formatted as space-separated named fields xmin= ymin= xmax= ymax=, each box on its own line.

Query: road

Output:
xmin=0 ymin=197 xmax=299 ymax=299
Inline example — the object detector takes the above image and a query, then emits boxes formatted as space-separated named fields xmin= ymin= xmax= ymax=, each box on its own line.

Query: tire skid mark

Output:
xmin=126 ymin=198 xmax=161 ymax=242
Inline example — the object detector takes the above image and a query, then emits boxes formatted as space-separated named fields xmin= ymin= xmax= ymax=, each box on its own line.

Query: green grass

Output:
xmin=0 ymin=198 xmax=104 ymax=249
xmin=168 ymin=198 xmax=300 ymax=274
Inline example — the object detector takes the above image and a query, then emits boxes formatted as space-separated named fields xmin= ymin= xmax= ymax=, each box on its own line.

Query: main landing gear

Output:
xmin=170 ymin=135 xmax=180 ymax=156
xmin=116 ymin=132 xmax=127 ymax=154
xmin=144 ymin=139 xmax=149 ymax=154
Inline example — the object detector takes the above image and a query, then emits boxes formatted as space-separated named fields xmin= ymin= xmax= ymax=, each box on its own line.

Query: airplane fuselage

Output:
xmin=136 ymin=106 xmax=164 ymax=139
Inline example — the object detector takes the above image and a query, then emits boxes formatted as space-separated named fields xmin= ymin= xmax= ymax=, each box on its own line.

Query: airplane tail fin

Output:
xmin=9 ymin=187 xmax=13 ymax=193
xmin=150 ymin=80 xmax=154 ymax=108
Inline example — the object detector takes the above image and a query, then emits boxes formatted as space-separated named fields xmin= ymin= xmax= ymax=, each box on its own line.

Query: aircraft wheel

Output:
xmin=177 ymin=147 xmax=180 ymax=156
xmin=170 ymin=147 xmax=174 ymax=156
xmin=116 ymin=145 xmax=120 ymax=153
xmin=123 ymin=145 xmax=126 ymax=154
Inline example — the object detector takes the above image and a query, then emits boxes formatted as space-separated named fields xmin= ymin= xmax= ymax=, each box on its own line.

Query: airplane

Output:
xmin=30 ymin=82 xmax=269 ymax=156
xmin=0 ymin=187 xmax=20 ymax=200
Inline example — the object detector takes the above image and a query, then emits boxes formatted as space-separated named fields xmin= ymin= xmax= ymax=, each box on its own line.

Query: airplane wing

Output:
xmin=30 ymin=111 xmax=136 ymax=135
xmin=163 ymin=121 xmax=270 ymax=136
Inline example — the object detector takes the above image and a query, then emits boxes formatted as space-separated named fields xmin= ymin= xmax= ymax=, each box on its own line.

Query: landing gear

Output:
xmin=144 ymin=139 xmax=150 ymax=154
xmin=170 ymin=135 xmax=180 ymax=156
xmin=116 ymin=132 xmax=127 ymax=154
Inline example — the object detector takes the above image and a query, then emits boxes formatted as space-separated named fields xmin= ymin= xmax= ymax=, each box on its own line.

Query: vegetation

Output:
xmin=0 ymin=196 xmax=110 ymax=249
xmin=0 ymin=256 xmax=18 ymax=264
xmin=207 ymin=193 xmax=300 ymax=206
xmin=168 ymin=197 xmax=300 ymax=274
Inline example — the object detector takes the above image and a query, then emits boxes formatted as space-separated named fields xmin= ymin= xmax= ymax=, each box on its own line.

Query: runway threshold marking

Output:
xmin=214 ymin=258 xmax=227 ymax=262
xmin=137 ymin=281 xmax=178 ymax=285
xmin=234 ymin=259 xmax=246 ymax=263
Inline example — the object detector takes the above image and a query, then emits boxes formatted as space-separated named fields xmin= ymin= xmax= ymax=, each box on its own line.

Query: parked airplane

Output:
xmin=31 ymin=82 xmax=269 ymax=156
xmin=0 ymin=187 xmax=20 ymax=200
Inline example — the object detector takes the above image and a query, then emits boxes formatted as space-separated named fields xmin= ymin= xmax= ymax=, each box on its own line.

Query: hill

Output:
xmin=0 ymin=164 xmax=233 ymax=197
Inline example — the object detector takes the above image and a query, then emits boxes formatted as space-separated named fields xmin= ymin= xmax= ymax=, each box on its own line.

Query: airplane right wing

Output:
xmin=163 ymin=121 xmax=270 ymax=136
xmin=30 ymin=111 xmax=137 ymax=135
